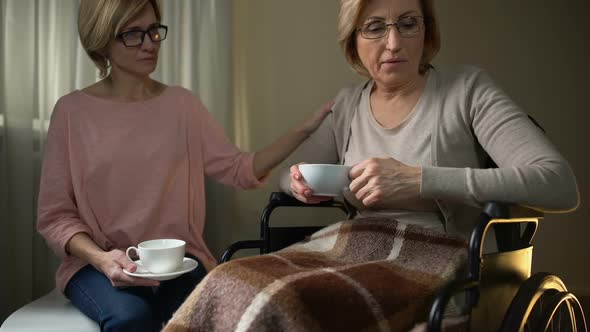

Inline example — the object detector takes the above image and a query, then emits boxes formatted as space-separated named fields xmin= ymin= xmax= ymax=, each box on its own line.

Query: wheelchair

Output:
xmin=221 ymin=191 xmax=588 ymax=332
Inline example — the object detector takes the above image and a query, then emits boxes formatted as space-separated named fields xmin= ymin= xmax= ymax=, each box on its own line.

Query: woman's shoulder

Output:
xmin=165 ymin=85 xmax=194 ymax=97
xmin=433 ymin=65 xmax=496 ymax=89
xmin=165 ymin=85 xmax=206 ymax=108
xmin=51 ymin=90 xmax=87 ymax=113
xmin=332 ymin=80 xmax=370 ymax=112
xmin=334 ymin=80 xmax=370 ymax=99
xmin=45 ymin=91 xmax=87 ymax=126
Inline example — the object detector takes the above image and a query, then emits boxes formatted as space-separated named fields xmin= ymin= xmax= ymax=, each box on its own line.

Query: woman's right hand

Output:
xmin=289 ymin=163 xmax=333 ymax=204
xmin=93 ymin=249 xmax=160 ymax=288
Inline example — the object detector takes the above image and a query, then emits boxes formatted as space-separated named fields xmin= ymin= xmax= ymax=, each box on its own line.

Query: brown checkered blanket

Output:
xmin=164 ymin=217 xmax=468 ymax=332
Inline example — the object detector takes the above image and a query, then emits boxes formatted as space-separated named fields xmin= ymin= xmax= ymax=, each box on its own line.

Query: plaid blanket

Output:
xmin=164 ymin=217 xmax=468 ymax=332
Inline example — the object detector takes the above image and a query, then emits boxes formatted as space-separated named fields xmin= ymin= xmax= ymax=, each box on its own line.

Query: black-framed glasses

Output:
xmin=357 ymin=16 xmax=424 ymax=39
xmin=116 ymin=24 xmax=168 ymax=47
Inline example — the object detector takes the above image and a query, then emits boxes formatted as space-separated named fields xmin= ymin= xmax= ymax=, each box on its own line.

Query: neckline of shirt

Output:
xmin=364 ymin=70 xmax=435 ymax=133
xmin=75 ymin=85 xmax=172 ymax=105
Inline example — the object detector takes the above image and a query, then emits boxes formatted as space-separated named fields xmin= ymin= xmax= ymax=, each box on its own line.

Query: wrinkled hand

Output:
xmin=298 ymin=100 xmax=334 ymax=136
xmin=349 ymin=157 xmax=422 ymax=208
xmin=289 ymin=163 xmax=333 ymax=204
xmin=93 ymin=249 xmax=160 ymax=288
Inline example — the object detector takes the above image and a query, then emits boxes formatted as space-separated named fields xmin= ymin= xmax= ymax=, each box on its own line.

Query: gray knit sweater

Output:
xmin=279 ymin=65 xmax=579 ymax=239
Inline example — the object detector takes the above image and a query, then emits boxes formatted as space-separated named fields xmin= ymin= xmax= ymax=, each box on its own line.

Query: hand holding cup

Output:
xmin=125 ymin=239 xmax=186 ymax=274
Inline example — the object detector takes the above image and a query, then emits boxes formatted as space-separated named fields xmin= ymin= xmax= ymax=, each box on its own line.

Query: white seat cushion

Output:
xmin=1 ymin=289 xmax=99 ymax=332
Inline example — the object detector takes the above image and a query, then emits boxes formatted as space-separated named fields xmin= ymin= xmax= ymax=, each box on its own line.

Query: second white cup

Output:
xmin=126 ymin=239 xmax=185 ymax=274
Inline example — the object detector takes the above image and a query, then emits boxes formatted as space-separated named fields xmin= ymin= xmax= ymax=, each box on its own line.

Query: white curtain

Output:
xmin=0 ymin=0 xmax=232 ymax=322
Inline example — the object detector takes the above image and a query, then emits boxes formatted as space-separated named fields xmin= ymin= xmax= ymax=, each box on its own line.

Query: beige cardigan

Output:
xmin=280 ymin=66 xmax=579 ymax=239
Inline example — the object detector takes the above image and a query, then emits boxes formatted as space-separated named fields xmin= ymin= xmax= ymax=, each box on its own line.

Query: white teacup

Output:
xmin=126 ymin=239 xmax=185 ymax=274
xmin=298 ymin=164 xmax=352 ymax=197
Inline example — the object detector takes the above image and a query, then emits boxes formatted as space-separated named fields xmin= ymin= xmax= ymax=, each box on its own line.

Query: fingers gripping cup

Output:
xmin=126 ymin=239 xmax=186 ymax=274
xmin=298 ymin=164 xmax=352 ymax=197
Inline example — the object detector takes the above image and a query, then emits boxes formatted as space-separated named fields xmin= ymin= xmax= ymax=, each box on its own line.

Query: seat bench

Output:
xmin=1 ymin=288 xmax=99 ymax=332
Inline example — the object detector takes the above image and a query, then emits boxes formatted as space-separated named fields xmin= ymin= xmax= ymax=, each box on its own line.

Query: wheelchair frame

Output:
xmin=221 ymin=192 xmax=587 ymax=332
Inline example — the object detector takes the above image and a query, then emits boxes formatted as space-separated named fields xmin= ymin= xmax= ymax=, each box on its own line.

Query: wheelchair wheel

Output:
xmin=500 ymin=272 xmax=588 ymax=332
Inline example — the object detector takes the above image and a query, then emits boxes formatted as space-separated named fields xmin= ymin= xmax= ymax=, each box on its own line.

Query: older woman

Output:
xmin=162 ymin=0 xmax=579 ymax=331
xmin=36 ymin=0 xmax=330 ymax=331
xmin=283 ymin=0 xmax=578 ymax=236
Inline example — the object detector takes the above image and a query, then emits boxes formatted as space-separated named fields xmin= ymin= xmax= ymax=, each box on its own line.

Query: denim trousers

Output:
xmin=64 ymin=256 xmax=207 ymax=332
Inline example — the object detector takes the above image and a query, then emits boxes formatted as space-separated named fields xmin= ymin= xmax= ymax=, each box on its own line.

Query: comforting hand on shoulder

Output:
xmin=297 ymin=100 xmax=334 ymax=136
xmin=349 ymin=157 xmax=422 ymax=208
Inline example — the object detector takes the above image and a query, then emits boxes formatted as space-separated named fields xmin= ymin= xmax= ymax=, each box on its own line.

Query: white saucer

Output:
xmin=123 ymin=257 xmax=198 ymax=281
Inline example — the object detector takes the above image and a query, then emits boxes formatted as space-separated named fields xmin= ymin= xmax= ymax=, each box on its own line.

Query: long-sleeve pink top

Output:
xmin=37 ymin=86 xmax=261 ymax=292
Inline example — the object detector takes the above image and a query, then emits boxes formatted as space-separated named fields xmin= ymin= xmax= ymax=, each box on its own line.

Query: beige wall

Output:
xmin=217 ymin=0 xmax=589 ymax=293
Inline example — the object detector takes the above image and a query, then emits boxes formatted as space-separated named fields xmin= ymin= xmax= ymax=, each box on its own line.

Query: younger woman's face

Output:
xmin=105 ymin=4 xmax=162 ymax=78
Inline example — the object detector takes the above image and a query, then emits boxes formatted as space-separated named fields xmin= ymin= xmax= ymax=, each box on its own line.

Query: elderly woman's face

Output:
xmin=356 ymin=0 xmax=425 ymax=86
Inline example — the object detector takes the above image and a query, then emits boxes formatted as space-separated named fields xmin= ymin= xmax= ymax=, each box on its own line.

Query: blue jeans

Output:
xmin=64 ymin=256 xmax=207 ymax=332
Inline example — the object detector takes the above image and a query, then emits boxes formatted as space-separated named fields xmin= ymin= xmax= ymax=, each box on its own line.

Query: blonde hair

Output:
xmin=338 ymin=0 xmax=440 ymax=77
xmin=78 ymin=0 xmax=162 ymax=78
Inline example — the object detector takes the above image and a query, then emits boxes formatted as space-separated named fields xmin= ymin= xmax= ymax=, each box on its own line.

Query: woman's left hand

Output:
xmin=349 ymin=157 xmax=422 ymax=208
xmin=298 ymin=100 xmax=334 ymax=135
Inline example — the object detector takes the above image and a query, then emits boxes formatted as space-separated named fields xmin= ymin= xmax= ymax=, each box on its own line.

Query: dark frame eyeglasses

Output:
xmin=356 ymin=16 xmax=425 ymax=39
xmin=116 ymin=24 xmax=168 ymax=47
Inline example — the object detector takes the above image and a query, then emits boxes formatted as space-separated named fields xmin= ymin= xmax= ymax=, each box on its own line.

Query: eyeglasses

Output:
xmin=116 ymin=24 xmax=168 ymax=47
xmin=357 ymin=16 xmax=424 ymax=39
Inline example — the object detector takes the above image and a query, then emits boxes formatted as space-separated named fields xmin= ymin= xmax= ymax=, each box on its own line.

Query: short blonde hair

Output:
xmin=338 ymin=0 xmax=440 ymax=77
xmin=78 ymin=0 xmax=162 ymax=78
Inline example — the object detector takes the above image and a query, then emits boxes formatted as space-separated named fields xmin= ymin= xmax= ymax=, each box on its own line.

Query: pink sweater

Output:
xmin=37 ymin=86 xmax=261 ymax=292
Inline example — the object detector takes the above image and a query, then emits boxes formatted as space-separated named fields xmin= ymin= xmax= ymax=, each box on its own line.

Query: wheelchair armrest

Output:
xmin=481 ymin=202 xmax=543 ymax=253
xmin=427 ymin=278 xmax=479 ymax=332
xmin=466 ymin=202 xmax=542 ymax=290
xmin=267 ymin=192 xmax=344 ymax=208
xmin=262 ymin=192 xmax=351 ymax=229
xmin=482 ymin=202 xmax=543 ymax=220
xmin=469 ymin=202 xmax=543 ymax=255
xmin=220 ymin=240 xmax=264 ymax=263
xmin=221 ymin=192 xmax=351 ymax=262
xmin=260 ymin=192 xmax=351 ymax=253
